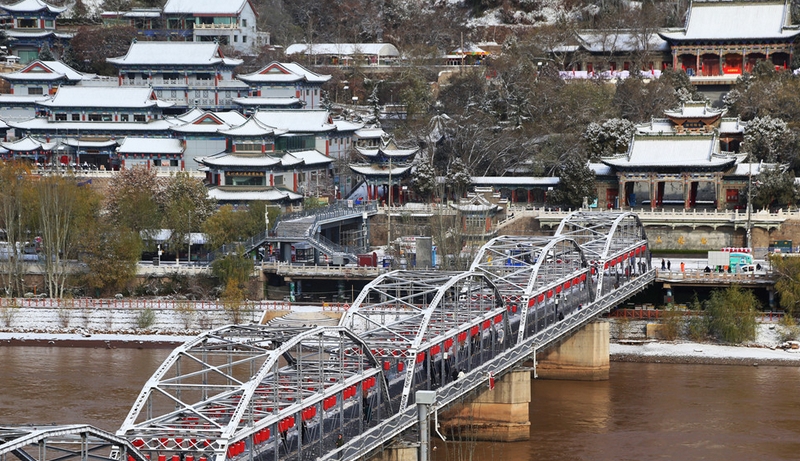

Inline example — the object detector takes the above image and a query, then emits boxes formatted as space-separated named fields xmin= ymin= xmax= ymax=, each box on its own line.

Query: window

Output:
xmin=71 ymin=113 xmax=80 ymax=121
xmin=274 ymin=175 xmax=284 ymax=186
xmin=134 ymin=114 xmax=146 ymax=122
xmin=237 ymin=142 xmax=259 ymax=152
xmin=88 ymin=114 xmax=101 ymax=121
xmin=167 ymin=18 xmax=181 ymax=29
xmin=242 ymin=19 xmax=247 ymax=27
xmin=55 ymin=113 xmax=66 ymax=121
xmin=119 ymin=114 xmax=129 ymax=122
xmin=243 ymin=35 xmax=247 ymax=43
xmin=234 ymin=35 xmax=238 ymax=42
xmin=44 ymin=20 xmax=53 ymax=28
xmin=28 ymin=87 xmax=43 ymax=95
xmin=17 ymin=19 xmax=35 ymax=28
xmin=225 ymin=174 xmax=265 ymax=186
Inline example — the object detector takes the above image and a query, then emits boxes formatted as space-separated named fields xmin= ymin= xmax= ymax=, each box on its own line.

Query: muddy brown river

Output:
xmin=1 ymin=347 xmax=799 ymax=460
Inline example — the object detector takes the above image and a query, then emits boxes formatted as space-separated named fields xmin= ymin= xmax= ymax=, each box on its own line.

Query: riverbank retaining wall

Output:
xmin=0 ymin=302 xmax=292 ymax=334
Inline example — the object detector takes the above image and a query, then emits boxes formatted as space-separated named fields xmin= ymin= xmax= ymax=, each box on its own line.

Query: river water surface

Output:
xmin=1 ymin=347 xmax=799 ymax=460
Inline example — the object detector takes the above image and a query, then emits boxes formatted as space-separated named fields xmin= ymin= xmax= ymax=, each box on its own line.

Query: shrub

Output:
xmin=135 ymin=308 xmax=156 ymax=330
xmin=705 ymin=285 xmax=758 ymax=343
xmin=660 ymin=304 xmax=682 ymax=341
xmin=777 ymin=314 xmax=800 ymax=342
xmin=0 ymin=300 xmax=18 ymax=327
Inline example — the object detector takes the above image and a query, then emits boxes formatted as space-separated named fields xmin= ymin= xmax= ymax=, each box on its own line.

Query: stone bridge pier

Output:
xmin=438 ymin=320 xmax=609 ymax=444
xmin=535 ymin=320 xmax=610 ymax=381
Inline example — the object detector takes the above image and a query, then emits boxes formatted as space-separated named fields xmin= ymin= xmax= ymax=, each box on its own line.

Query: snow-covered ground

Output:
xmin=611 ymin=324 xmax=800 ymax=365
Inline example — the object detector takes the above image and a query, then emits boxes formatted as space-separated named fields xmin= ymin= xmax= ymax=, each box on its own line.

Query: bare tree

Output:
xmin=0 ymin=163 xmax=31 ymax=297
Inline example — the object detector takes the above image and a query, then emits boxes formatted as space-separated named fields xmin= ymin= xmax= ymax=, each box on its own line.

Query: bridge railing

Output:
xmin=324 ymin=269 xmax=656 ymax=461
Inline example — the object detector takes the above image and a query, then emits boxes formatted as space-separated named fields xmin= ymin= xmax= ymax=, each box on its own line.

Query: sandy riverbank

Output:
xmin=2 ymin=324 xmax=799 ymax=366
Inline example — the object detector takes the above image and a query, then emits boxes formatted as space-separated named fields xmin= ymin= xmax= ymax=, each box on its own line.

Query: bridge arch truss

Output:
xmin=0 ymin=425 xmax=147 ymax=461
xmin=117 ymin=325 xmax=394 ymax=461
xmin=340 ymin=270 xmax=511 ymax=411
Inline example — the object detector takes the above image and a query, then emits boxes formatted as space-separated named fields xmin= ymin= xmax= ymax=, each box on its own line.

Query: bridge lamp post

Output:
xmin=416 ymin=390 xmax=437 ymax=461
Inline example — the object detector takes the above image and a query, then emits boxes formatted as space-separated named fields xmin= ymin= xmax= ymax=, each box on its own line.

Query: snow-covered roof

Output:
xmin=233 ymin=97 xmax=302 ymax=107
xmin=117 ymin=137 xmax=184 ymax=154
xmin=0 ymin=60 xmax=96 ymax=82
xmin=349 ymin=164 xmax=413 ymax=176
xmin=207 ymin=188 xmax=303 ymax=202
xmin=1 ymin=135 xmax=56 ymax=152
xmin=1 ymin=0 xmax=66 ymax=14
xmin=636 ymin=118 xmax=676 ymax=134
xmin=354 ymin=126 xmax=385 ymax=138
xmin=285 ymin=43 xmax=400 ymax=58
xmin=589 ymin=163 xmax=614 ymax=176
xmin=107 ymin=42 xmax=243 ymax=67
xmin=163 ymin=0 xmax=251 ymax=16
xmin=221 ymin=117 xmax=279 ymax=136
xmin=356 ymin=139 xmax=418 ymax=158
xmin=253 ymin=110 xmax=335 ymax=133
xmin=664 ymin=101 xmax=725 ymax=119
xmin=289 ymin=149 xmax=333 ymax=166
xmin=38 ymin=86 xmax=173 ymax=109
xmin=197 ymin=150 xmax=330 ymax=168
xmin=719 ymin=117 xmax=747 ymax=134
xmin=729 ymin=162 xmax=778 ymax=176
xmin=237 ymin=62 xmax=331 ymax=84
xmin=332 ymin=120 xmax=365 ymax=133
xmin=10 ymin=118 xmax=175 ymax=132
xmin=660 ymin=1 xmax=800 ymax=42
xmin=62 ymin=138 xmax=118 ymax=148
xmin=471 ymin=176 xmax=560 ymax=186
xmin=602 ymin=135 xmax=738 ymax=169
xmin=576 ymin=30 xmax=669 ymax=53
xmin=0 ymin=94 xmax=49 ymax=104
xmin=6 ymin=30 xmax=71 ymax=39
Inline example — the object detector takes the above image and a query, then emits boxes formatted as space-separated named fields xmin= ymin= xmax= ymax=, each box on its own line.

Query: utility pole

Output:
xmin=387 ymin=155 xmax=392 ymax=251
xmin=746 ymin=157 xmax=753 ymax=249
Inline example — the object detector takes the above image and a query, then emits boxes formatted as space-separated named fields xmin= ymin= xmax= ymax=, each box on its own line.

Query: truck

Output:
xmin=707 ymin=250 xmax=753 ymax=272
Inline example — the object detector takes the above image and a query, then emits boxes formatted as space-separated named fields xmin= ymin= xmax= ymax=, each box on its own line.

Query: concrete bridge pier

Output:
xmin=535 ymin=320 xmax=610 ymax=381
xmin=439 ymin=369 xmax=532 ymax=442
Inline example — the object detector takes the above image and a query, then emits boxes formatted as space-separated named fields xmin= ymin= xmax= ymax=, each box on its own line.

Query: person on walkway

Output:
xmin=336 ymin=434 xmax=344 ymax=459
xmin=667 ymin=260 xmax=671 ymax=271
xmin=680 ymin=261 xmax=685 ymax=273
xmin=661 ymin=259 xmax=666 ymax=270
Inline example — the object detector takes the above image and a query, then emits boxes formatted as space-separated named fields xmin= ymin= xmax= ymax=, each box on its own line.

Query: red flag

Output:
xmin=488 ymin=371 xmax=495 ymax=390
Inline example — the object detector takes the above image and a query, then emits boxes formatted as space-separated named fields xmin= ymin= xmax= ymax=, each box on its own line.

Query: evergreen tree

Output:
xmin=547 ymin=153 xmax=597 ymax=209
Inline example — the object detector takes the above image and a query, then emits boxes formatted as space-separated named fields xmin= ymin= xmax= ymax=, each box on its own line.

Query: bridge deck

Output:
xmin=2 ymin=212 xmax=655 ymax=461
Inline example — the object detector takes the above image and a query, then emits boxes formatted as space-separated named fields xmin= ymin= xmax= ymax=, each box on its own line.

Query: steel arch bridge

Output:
xmin=107 ymin=212 xmax=655 ymax=461
xmin=0 ymin=425 xmax=146 ymax=461
xmin=0 ymin=213 xmax=654 ymax=461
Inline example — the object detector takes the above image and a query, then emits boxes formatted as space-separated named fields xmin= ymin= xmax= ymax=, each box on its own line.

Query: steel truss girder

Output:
xmin=0 ymin=425 xmax=147 ymax=461
xmin=341 ymin=270 xmax=504 ymax=410
xmin=117 ymin=325 xmax=385 ymax=461
xmin=555 ymin=211 xmax=650 ymax=299
xmin=318 ymin=270 xmax=656 ymax=461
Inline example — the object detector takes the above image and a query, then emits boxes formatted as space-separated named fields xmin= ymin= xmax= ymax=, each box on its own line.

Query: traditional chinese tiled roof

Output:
xmin=1 ymin=0 xmax=66 ymax=14
xmin=163 ymin=0 xmax=252 ymax=16
xmin=117 ymin=137 xmax=184 ymax=154
xmin=1 ymin=135 xmax=56 ymax=152
xmin=237 ymin=62 xmax=331 ymax=84
xmin=107 ymin=42 xmax=243 ymax=67
xmin=660 ymin=1 xmax=800 ymax=42
xmin=575 ymin=30 xmax=669 ymax=53
xmin=349 ymin=163 xmax=413 ymax=177
xmin=0 ymin=60 xmax=96 ymax=82
xmin=252 ymin=110 xmax=335 ymax=133
xmin=601 ymin=134 xmax=739 ymax=171
xmin=207 ymin=188 xmax=303 ymax=202
xmin=38 ymin=86 xmax=173 ymax=109
xmin=355 ymin=139 xmax=418 ymax=159
xmin=285 ymin=43 xmax=400 ymax=57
